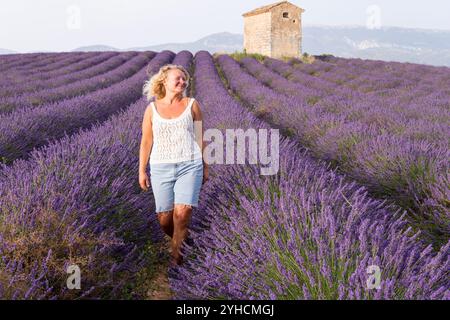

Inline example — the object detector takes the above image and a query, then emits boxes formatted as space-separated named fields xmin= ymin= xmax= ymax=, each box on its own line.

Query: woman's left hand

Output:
xmin=202 ymin=165 xmax=209 ymax=185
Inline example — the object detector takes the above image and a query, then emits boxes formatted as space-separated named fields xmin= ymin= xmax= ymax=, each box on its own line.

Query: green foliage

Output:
xmin=228 ymin=50 xmax=267 ymax=63
xmin=300 ymin=52 xmax=316 ymax=64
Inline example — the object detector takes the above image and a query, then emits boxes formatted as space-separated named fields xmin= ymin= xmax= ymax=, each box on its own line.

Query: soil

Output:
xmin=145 ymin=236 xmax=174 ymax=300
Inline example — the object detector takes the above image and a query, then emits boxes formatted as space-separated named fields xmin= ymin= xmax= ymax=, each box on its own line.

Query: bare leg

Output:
xmin=172 ymin=204 xmax=193 ymax=265
xmin=157 ymin=210 xmax=174 ymax=238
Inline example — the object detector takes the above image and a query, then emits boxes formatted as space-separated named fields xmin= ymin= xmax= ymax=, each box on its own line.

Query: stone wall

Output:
xmin=243 ymin=12 xmax=272 ymax=56
xmin=243 ymin=3 xmax=303 ymax=58
xmin=270 ymin=3 xmax=302 ymax=58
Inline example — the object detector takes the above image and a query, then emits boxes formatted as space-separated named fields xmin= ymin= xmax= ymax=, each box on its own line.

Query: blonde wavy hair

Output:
xmin=143 ymin=64 xmax=191 ymax=101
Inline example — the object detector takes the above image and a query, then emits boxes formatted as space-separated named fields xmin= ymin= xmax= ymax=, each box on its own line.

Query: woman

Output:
xmin=139 ymin=64 xmax=209 ymax=266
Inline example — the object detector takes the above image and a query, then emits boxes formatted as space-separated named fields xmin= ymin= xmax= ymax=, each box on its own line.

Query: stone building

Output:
xmin=242 ymin=1 xmax=305 ymax=59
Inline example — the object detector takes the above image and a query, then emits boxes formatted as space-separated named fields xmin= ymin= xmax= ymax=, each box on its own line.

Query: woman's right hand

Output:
xmin=139 ymin=171 xmax=151 ymax=191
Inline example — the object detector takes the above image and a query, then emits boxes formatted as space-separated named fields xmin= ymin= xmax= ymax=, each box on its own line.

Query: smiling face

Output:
xmin=163 ymin=68 xmax=188 ymax=95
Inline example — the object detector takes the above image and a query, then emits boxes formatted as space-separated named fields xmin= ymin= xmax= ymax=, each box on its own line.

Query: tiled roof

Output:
xmin=242 ymin=1 xmax=304 ymax=17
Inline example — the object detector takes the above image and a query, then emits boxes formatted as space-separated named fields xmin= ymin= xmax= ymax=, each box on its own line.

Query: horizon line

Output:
xmin=3 ymin=23 xmax=450 ymax=54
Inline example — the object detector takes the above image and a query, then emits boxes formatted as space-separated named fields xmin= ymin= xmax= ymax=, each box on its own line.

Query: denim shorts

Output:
xmin=150 ymin=158 xmax=203 ymax=213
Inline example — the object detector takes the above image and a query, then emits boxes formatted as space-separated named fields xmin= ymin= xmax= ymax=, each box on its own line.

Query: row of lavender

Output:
xmin=218 ymin=54 xmax=449 ymax=247
xmin=1 ymin=51 xmax=117 ymax=77
xmin=246 ymin=56 xmax=447 ymax=129
xmin=0 ymin=50 xmax=193 ymax=299
xmin=0 ymin=53 xmax=107 ymax=94
xmin=0 ymin=52 xmax=154 ymax=114
xmin=252 ymin=57 xmax=448 ymax=168
xmin=281 ymin=57 xmax=449 ymax=129
xmin=0 ymin=52 xmax=80 ymax=75
xmin=0 ymin=52 xmax=48 ymax=70
xmin=272 ymin=58 xmax=449 ymax=159
xmin=313 ymin=58 xmax=450 ymax=127
xmin=168 ymin=51 xmax=449 ymax=300
xmin=263 ymin=57 xmax=449 ymax=130
xmin=287 ymin=56 xmax=450 ymax=111
xmin=303 ymin=55 xmax=450 ymax=92
xmin=0 ymin=52 xmax=169 ymax=165
xmin=257 ymin=56 xmax=450 ymax=237
xmin=1 ymin=52 xmax=102 ymax=85
xmin=317 ymin=55 xmax=450 ymax=86
xmin=0 ymin=52 xmax=121 ymax=97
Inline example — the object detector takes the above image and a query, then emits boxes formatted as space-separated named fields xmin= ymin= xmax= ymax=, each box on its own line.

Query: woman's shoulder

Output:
xmin=190 ymin=97 xmax=203 ymax=120
xmin=145 ymin=101 xmax=154 ymax=118
xmin=190 ymin=97 xmax=202 ymax=110
xmin=142 ymin=102 xmax=153 ymax=126
xmin=187 ymin=96 xmax=199 ymax=105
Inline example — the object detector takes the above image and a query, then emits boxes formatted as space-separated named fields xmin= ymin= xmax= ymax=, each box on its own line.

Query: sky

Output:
xmin=1 ymin=0 xmax=450 ymax=52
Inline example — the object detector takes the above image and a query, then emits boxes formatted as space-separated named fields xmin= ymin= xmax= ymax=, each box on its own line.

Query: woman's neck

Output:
xmin=159 ymin=92 xmax=184 ymax=105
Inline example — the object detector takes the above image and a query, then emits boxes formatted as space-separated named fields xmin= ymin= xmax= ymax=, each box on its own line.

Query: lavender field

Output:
xmin=0 ymin=50 xmax=448 ymax=299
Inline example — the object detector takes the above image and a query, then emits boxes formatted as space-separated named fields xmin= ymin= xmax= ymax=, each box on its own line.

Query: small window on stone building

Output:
xmin=283 ymin=12 xmax=289 ymax=18
xmin=293 ymin=20 xmax=296 ymax=23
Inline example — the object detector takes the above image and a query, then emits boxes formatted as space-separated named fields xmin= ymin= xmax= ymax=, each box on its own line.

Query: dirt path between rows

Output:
xmin=145 ymin=237 xmax=174 ymax=300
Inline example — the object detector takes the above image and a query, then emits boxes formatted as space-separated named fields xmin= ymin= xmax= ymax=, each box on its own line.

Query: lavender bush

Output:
xmin=0 ymin=51 xmax=173 ymax=165
xmin=217 ymin=54 xmax=449 ymax=246
xmin=0 ymin=50 xmax=194 ymax=299
xmin=0 ymin=52 xmax=121 ymax=98
xmin=1 ymin=52 xmax=100 ymax=85
xmin=168 ymin=51 xmax=449 ymax=300
xmin=1 ymin=49 xmax=447 ymax=300
xmin=0 ymin=52 xmax=152 ymax=114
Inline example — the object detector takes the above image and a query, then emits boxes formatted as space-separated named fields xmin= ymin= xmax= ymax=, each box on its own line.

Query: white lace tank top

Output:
xmin=149 ymin=97 xmax=203 ymax=164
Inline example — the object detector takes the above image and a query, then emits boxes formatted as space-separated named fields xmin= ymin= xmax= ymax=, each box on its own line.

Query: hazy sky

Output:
xmin=2 ymin=0 xmax=450 ymax=52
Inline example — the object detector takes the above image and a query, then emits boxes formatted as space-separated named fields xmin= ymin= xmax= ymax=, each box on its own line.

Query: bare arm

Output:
xmin=192 ymin=99 xmax=207 ymax=168
xmin=139 ymin=105 xmax=153 ymax=190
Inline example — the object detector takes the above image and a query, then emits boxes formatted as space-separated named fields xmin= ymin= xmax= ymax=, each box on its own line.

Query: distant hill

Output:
xmin=302 ymin=25 xmax=450 ymax=67
xmin=128 ymin=27 xmax=450 ymax=67
xmin=128 ymin=32 xmax=243 ymax=54
xmin=71 ymin=45 xmax=120 ymax=52
xmin=4 ymin=26 xmax=450 ymax=66
xmin=0 ymin=48 xmax=17 ymax=55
